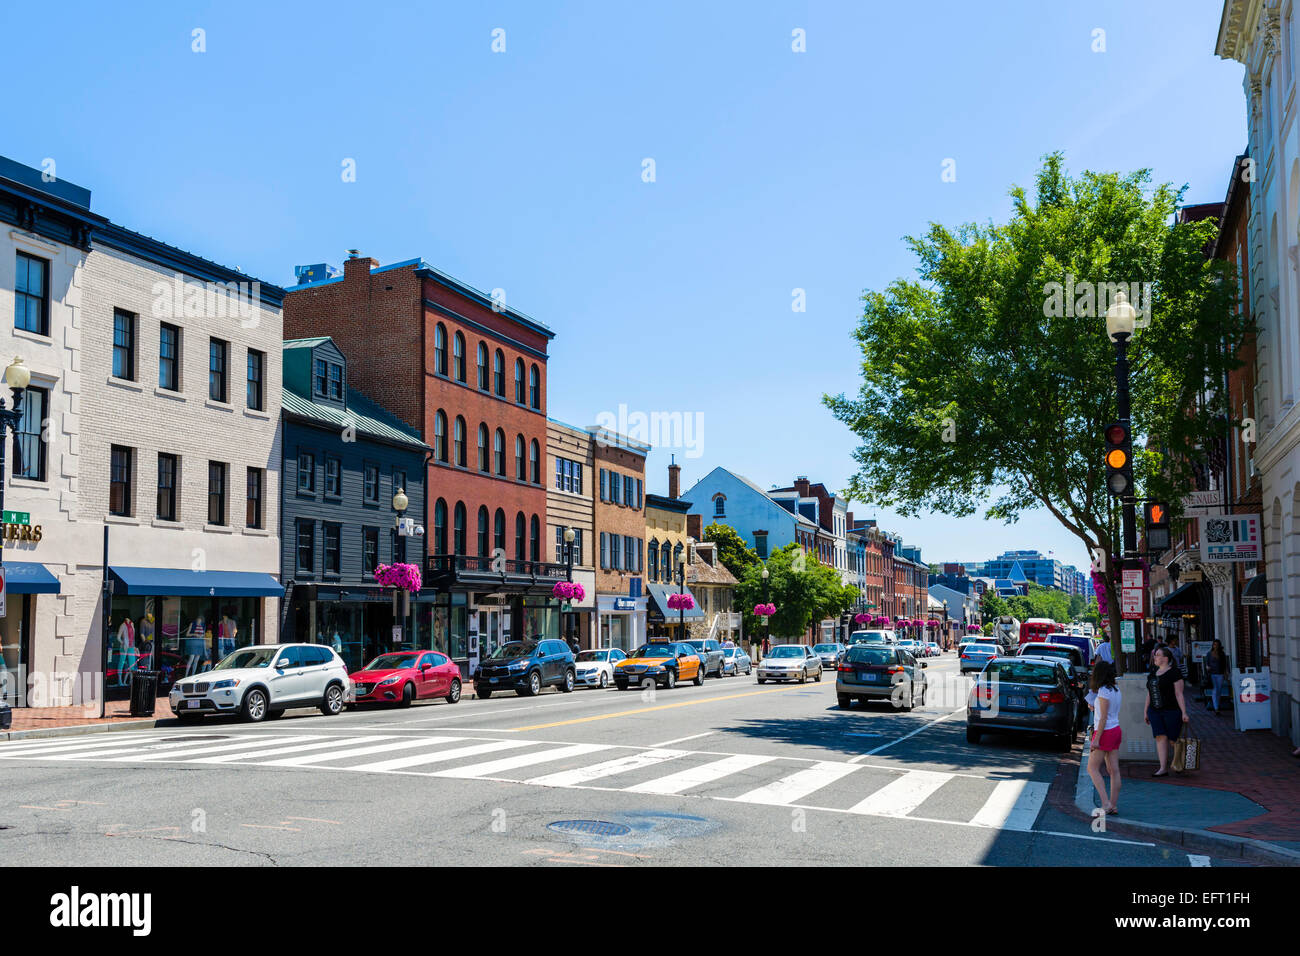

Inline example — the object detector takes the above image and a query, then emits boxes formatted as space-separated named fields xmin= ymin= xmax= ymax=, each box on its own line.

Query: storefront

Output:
xmin=644 ymin=583 xmax=699 ymax=642
xmin=106 ymin=566 xmax=284 ymax=693
xmin=0 ymin=561 xmax=61 ymax=707
xmin=1241 ymin=572 xmax=1267 ymax=666
xmin=598 ymin=593 xmax=647 ymax=652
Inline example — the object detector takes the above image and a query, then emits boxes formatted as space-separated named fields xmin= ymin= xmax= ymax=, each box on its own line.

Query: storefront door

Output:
xmin=0 ymin=595 xmax=29 ymax=707
xmin=479 ymin=609 xmax=502 ymax=660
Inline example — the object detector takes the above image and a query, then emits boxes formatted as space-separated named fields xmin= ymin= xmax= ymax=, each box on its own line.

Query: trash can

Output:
xmin=0 ymin=700 xmax=11 ymax=731
xmin=1230 ymin=667 xmax=1271 ymax=731
xmin=128 ymin=671 xmax=159 ymax=717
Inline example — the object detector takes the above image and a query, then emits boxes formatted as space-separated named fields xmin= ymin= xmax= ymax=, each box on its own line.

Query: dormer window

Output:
xmin=314 ymin=354 xmax=345 ymax=402
xmin=328 ymin=363 xmax=343 ymax=400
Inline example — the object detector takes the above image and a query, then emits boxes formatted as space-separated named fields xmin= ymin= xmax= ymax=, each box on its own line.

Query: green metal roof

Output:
xmin=283 ymin=336 xmax=335 ymax=350
xmin=282 ymin=387 xmax=429 ymax=450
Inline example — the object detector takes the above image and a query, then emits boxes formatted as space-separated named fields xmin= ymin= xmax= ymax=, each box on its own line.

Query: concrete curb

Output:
xmin=2 ymin=717 xmax=159 ymax=742
xmin=1073 ymin=736 xmax=1300 ymax=866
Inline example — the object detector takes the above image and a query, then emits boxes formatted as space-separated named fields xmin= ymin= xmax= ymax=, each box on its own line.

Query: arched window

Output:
xmin=529 ymin=364 xmax=540 ymax=409
xmin=477 ymin=506 xmax=490 ymax=557
xmin=453 ymin=332 xmax=466 ymax=382
xmin=713 ymin=494 xmax=726 ymax=517
xmin=477 ymin=342 xmax=488 ymax=390
xmin=434 ymin=410 xmax=448 ymax=463
xmin=454 ymin=416 xmax=466 ymax=467
xmin=453 ymin=502 xmax=466 ymax=554
xmin=515 ymin=434 xmax=526 ymax=481
xmin=515 ymin=512 xmax=527 ymax=562
xmin=434 ymin=323 xmax=447 ymax=376
xmin=493 ymin=349 xmax=505 ymax=396
xmin=530 ymin=515 xmax=540 ymax=562
xmin=649 ymin=538 xmax=659 ymax=582
xmin=529 ymin=439 xmax=540 ymax=484
xmin=433 ymin=498 xmax=447 ymax=555
xmin=494 ymin=508 xmax=506 ymax=554
xmin=514 ymin=358 xmax=525 ymax=403
xmin=478 ymin=424 xmax=489 ymax=472
xmin=494 ymin=428 xmax=506 ymax=476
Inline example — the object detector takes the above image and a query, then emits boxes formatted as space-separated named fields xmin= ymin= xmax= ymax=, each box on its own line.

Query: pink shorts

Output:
xmin=1094 ymin=727 xmax=1122 ymax=751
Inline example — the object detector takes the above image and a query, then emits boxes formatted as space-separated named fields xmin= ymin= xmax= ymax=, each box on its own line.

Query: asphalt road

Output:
xmin=0 ymin=654 xmax=1237 ymax=867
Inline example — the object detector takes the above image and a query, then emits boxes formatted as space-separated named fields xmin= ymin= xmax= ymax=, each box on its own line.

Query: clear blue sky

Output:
xmin=2 ymin=0 xmax=1246 ymax=571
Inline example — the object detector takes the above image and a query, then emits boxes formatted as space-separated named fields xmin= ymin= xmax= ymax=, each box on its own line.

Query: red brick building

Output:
xmin=283 ymin=254 xmax=562 ymax=676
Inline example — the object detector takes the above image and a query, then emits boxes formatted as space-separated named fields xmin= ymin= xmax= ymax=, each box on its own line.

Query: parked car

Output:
xmin=1043 ymin=631 xmax=1098 ymax=667
xmin=925 ymin=642 xmax=942 ymax=657
xmin=813 ymin=642 xmax=846 ymax=668
xmin=348 ymin=650 xmax=462 ymax=708
xmin=474 ymin=639 xmax=576 ymax=698
xmin=897 ymin=639 xmax=925 ymax=657
xmin=614 ymin=642 xmax=704 ymax=689
xmin=836 ymin=644 xmax=927 ymax=710
xmin=721 ymin=646 xmax=753 ymax=676
xmin=573 ymin=648 xmax=627 ymax=688
xmin=966 ymin=657 xmax=1079 ymax=751
xmin=1018 ymin=642 xmax=1090 ymax=722
xmin=959 ymin=642 xmax=1001 ymax=674
xmin=682 ymin=639 xmax=726 ymax=677
xmin=757 ymin=644 xmax=823 ymax=684
xmin=169 ymin=643 xmax=350 ymax=723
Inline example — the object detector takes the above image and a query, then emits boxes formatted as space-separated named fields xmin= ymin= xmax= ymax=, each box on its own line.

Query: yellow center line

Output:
xmin=510 ymin=684 xmax=812 ymax=731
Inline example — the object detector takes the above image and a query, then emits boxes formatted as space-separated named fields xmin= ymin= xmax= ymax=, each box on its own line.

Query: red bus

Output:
xmin=1018 ymin=618 xmax=1060 ymax=646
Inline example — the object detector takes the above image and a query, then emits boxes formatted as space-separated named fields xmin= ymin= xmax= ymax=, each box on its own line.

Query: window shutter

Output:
xmin=600 ymin=469 xmax=607 ymax=501
xmin=637 ymin=537 xmax=644 ymax=572
xmin=611 ymin=534 xmax=620 ymax=570
xmin=600 ymin=532 xmax=607 ymax=568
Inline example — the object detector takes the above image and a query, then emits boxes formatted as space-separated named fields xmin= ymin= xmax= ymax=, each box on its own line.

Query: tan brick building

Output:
xmin=547 ymin=419 xmax=595 ymax=648
xmin=592 ymin=428 xmax=648 ymax=651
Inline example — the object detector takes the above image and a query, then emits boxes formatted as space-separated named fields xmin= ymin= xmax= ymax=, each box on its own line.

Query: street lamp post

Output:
xmin=676 ymin=537 xmax=693 ymax=642
xmin=761 ymin=565 xmax=770 ymax=657
xmin=0 ymin=358 xmax=28 ymax=725
xmin=563 ymin=527 xmax=576 ymax=648
xmin=943 ymin=600 xmax=949 ymax=651
xmin=392 ymin=487 xmax=409 ymax=649
xmin=1106 ymin=290 xmax=1138 ymax=670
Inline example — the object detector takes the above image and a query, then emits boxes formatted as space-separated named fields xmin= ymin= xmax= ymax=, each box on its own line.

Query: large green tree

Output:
xmin=824 ymin=155 xmax=1249 ymax=668
xmin=735 ymin=544 xmax=856 ymax=642
xmin=702 ymin=522 xmax=760 ymax=583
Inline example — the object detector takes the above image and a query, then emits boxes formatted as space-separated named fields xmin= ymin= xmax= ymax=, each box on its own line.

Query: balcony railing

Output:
xmin=424 ymin=554 xmax=569 ymax=592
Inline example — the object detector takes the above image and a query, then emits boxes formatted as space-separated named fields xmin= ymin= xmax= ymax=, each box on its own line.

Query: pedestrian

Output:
xmin=762 ymin=636 xmax=771 ymax=657
xmin=1140 ymin=636 xmax=1156 ymax=672
xmin=1145 ymin=645 xmax=1190 ymax=777
xmin=1087 ymin=660 xmax=1122 ymax=815
xmin=1204 ymin=639 xmax=1227 ymax=716
xmin=567 ymin=634 xmax=580 ymax=656
xmin=1095 ymin=637 xmax=1113 ymax=666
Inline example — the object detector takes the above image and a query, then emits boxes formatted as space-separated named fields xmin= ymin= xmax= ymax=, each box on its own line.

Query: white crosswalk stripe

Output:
xmin=625 ymin=753 xmax=776 ymax=794
xmin=430 ymin=743 xmax=611 ymax=779
xmin=848 ymin=769 xmax=951 ymax=817
xmin=970 ymin=780 xmax=1050 ymax=831
xmin=2 ymin=732 xmax=1057 ymax=834
xmin=731 ymin=761 xmax=860 ymax=805
xmin=524 ymin=748 xmax=685 ymax=787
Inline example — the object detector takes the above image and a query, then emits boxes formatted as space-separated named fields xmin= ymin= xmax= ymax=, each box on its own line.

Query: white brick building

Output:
xmin=0 ymin=157 xmax=283 ymax=710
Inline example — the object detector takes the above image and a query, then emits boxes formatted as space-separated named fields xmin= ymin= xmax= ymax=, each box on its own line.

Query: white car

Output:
xmin=168 ymin=643 xmax=351 ymax=722
xmin=848 ymin=629 xmax=896 ymax=645
xmin=757 ymin=644 xmax=824 ymax=683
xmin=573 ymin=648 xmax=627 ymax=688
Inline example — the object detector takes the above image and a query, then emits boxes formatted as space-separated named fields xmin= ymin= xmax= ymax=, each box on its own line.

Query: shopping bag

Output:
xmin=1182 ymin=737 xmax=1201 ymax=771
xmin=1172 ymin=737 xmax=1187 ymax=772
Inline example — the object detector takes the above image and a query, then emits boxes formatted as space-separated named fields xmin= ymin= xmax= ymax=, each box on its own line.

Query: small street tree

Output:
xmin=824 ymin=154 xmax=1249 ymax=670
xmin=703 ymin=522 xmax=761 ymax=581
xmin=736 ymin=544 xmax=856 ymax=643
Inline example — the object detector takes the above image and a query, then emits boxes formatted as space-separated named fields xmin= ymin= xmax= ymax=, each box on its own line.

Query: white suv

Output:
xmin=169 ymin=643 xmax=351 ymax=723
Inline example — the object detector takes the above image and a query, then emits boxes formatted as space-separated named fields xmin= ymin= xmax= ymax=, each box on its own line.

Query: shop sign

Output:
xmin=1202 ymin=514 xmax=1262 ymax=563
xmin=1241 ymin=593 xmax=1267 ymax=606
xmin=613 ymin=597 xmax=635 ymax=611
xmin=1182 ymin=490 xmax=1221 ymax=513
xmin=1180 ymin=570 xmax=1204 ymax=582
xmin=1 ymin=512 xmax=42 ymax=546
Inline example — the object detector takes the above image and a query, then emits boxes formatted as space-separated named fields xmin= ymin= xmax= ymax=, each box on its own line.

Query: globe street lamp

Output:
xmin=676 ymin=537 xmax=693 ymax=641
xmin=1106 ymin=289 xmax=1138 ymax=668
xmin=563 ymin=527 xmax=576 ymax=648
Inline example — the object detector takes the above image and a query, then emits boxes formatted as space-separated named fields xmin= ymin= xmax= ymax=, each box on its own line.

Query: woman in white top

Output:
xmin=1087 ymin=660 xmax=1123 ymax=816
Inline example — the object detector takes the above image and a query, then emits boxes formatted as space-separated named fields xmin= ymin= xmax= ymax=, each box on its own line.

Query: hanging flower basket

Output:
xmin=754 ymin=603 xmax=776 ymax=617
xmin=668 ymin=593 xmax=696 ymax=611
xmin=853 ymin=612 xmax=870 ymax=625
xmin=552 ymin=581 xmax=585 ymax=602
xmin=374 ymin=562 xmax=421 ymax=593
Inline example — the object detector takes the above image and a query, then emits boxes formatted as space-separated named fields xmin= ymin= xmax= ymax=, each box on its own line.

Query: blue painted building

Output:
xmin=680 ymin=466 xmax=818 ymax=559
xmin=279 ymin=337 xmax=431 ymax=672
xmin=984 ymin=550 xmax=1066 ymax=591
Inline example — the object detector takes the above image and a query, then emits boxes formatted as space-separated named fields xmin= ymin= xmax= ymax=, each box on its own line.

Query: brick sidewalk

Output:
xmin=1118 ymin=695 xmax=1300 ymax=845
xmin=4 ymin=699 xmax=154 ymax=735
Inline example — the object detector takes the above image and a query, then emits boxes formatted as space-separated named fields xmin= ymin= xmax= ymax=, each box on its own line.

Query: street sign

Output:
xmin=1120 ymin=620 xmax=1136 ymax=652
xmin=1 ymin=511 xmax=29 ymax=526
xmin=1121 ymin=587 xmax=1143 ymax=619
xmin=1121 ymin=569 xmax=1144 ymax=589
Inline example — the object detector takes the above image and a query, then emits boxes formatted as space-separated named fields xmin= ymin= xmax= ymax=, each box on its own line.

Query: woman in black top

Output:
xmin=1145 ymin=646 xmax=1189 ymax=776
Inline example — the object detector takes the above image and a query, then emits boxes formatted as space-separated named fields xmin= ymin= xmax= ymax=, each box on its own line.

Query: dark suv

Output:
xmin=474 ymin=639 xmax=576 ymax=698
xmin=682 ymin=639 xmax=726 ymax=677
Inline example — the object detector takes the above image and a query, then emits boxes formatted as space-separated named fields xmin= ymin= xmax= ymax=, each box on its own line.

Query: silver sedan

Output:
xmin=757 ymin=644 xmax=824 ymax=683
xmin=721 ymin=646 xmax=753 ymax=676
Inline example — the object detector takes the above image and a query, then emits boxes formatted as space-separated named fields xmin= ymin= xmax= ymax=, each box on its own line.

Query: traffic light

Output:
xmin=1104 ymin=421 xmax=1133 ymax=497
xmin=1144 ymin=501 xmax=1171 ymax=552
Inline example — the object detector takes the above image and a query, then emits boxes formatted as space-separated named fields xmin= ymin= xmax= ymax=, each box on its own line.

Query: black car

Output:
xmin=966 ymin=657 xmax=1079 ymax=751
xmin=474 ymin=639 xmax=576 ymax=698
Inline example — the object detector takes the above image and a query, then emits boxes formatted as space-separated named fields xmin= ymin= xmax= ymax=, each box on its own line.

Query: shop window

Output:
xmin=13 ymin=384 xmax=47 ymax=482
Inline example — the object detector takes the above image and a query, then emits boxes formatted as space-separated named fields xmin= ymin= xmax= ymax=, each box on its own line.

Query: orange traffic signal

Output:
xmin=1104 ymin=421 xmax=1133 ymax=497
xmin=1106 ymin=449 xmax=1128 ymax=469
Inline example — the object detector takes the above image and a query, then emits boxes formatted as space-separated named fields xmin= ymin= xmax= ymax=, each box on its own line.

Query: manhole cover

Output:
xmin=548 ymin=819 xmax=632 ymax=837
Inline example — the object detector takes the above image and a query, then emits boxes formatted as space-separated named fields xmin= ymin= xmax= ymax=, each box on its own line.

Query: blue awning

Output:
xmin=646 ymin=583 xmax=705 ymax=620
xmin=109 ymin=566 xmax=284 ymax=597
xmin=3 ymin=561 xmax=61 ymax=594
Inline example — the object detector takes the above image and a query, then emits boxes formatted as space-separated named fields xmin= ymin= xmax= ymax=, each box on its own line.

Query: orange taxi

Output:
xmin=613 ymin=641 xmax=704 ymax=690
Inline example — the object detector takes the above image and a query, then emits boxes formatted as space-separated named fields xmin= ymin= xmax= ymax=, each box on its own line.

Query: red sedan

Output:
xmin=348 ymin=651 xmax=462 ymax=707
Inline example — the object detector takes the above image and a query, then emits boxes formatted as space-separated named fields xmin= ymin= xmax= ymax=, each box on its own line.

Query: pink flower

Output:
xmin=374 ymin=562 xmax=422 ymax=593
xmin=668 ymin=593 xmax=696 ymax=611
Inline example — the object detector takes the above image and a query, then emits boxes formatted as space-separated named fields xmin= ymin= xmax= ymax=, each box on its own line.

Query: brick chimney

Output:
xmin=687 ymin=513 xmax=702 ymax=540
xmin=794 ymin=476 xmax=811 ymax=497
xmin=343 ymin=252 xmax=378 ymax=284
xmin=668 ymin=458 xmax=681 ymax=499
xmin=846 ymin=511 xmax=854 ymax=529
